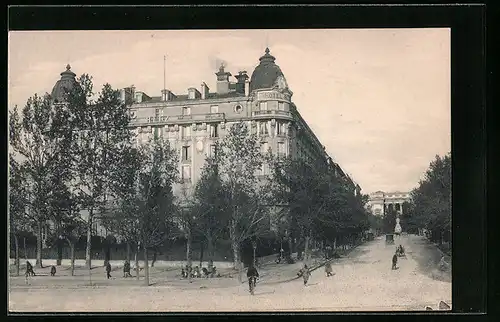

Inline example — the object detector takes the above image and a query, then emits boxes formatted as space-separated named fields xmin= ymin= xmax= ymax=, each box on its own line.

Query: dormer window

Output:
xmin=259 ymin=102 xmax=268 ymax=111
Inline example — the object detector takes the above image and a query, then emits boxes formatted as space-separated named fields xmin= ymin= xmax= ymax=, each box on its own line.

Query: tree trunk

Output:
xmin=36 ymin=221 xmax=43 ymax=268
xmin=126 ymin=242 xmax=131 ymax=262
xmin=288 ymin=237 xmax=293 ymax=259
xmin=135 ymin=245 xmax=140 ymax=280
xmin=199 ymin=242 xmax=204 ymax=267
xmin=67 ymin=240 xmax=76 ymax=276
xmin=14 ymin=234 xmax=20 ymax=276
xmin=186 ymin=233 xmax=192 ymax=283
xmin=104 ymin=245 xmax=110 ymax=266
xmin=143 ymin=246 xmax=149 ymax=286
xmin=304 ymin=235 xmax=310 ymax=265
xmin=85 ymin=210 xmax=93 ymax=270
xmin=57 ymin=240 xmax=63 ymax=266
xmin=206 ymin=236 xmax=214 ymax=261
xmin=23 ymin=237 xmax=28 ymax=261
xmin=230 ymin=219 xmax=239 ymax=269
xmin=151 ymin=250 xmax=157 ymax=268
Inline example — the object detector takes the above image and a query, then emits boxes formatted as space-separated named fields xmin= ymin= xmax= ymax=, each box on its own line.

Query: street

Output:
xmin=8 ymin=234 xmax=451 ymax=312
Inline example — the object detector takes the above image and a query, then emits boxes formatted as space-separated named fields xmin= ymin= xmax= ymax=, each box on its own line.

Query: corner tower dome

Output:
xmin=249 ymin=48 xmax=288 ymax=92
xmin=51 ymin=64 xmax=77 ymax=103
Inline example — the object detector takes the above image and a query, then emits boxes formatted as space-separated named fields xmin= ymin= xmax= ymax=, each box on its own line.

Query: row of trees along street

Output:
xmin=9 ymin=74 xmax=372 ymax=285
xmin=404 ymin=154 xmax=452 ymax=251
xmin=374 ymin=153 xmax=451 ymax=254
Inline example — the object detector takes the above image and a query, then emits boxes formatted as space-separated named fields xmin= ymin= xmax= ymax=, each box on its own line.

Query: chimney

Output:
xmin=215 ymin=63 xmax=232 ymax=95
xmin=187 ymin=87 xmax=201 ymax=100
xmin=234 ymin=71 xmax=249 ymax=94
xmin=244 ymin=79 xmax=250 ymax=97
xmin=201 ymin=82 xmax=209 ymax=99
xmin=120 ymin=86 xmax=135 ymax=105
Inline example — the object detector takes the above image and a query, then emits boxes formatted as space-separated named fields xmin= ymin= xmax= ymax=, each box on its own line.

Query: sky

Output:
xmin=8 ymin=29 xmax=450 ymax=194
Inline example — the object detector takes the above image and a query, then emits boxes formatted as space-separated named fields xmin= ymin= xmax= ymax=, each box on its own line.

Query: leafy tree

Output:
xmin=9 ymin=155 xmax=30 ymax=276
xmin=190 ymin=157 xmax=231 ymax=263
xmin=270 ymin=157 xmax=335 ymax=262
xmin=410 ymin=153 xmax=451 ymax=245
xmin=9 ymin=94 xmax=70 ymax=268
xmin=214 ymin=122 xmax=268 ymax=269
xmin=63 ymin=75 xmax=132 ymax=269
xmin=105 ymin=137 xmax=178 ymax=285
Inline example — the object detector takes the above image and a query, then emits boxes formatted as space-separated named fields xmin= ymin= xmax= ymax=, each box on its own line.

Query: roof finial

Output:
xmin=66 ymin=64 xmax=71 ymax=71
xmin=265 ymin=47 xmax=270 ymax=55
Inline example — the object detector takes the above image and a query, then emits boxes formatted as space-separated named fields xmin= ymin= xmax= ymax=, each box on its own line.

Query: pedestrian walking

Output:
xmin=301 ymin=264 xmax=311 ymax=286
xmin=324 ymin=261 xmax=333 ymax=277
xmin=105 ymin=261 xmax=112 ymax=279
xmin=392 ymin=252 xmax=398 ymax=270
xmin=123 ymin=260 xmax=132 ymax=278
xmin=25 ymin=261 xmax=35 ymax=277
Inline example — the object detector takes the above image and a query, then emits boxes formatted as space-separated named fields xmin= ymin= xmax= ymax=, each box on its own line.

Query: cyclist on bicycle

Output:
xmin=247 ymin=263 xmax=260 ymax=294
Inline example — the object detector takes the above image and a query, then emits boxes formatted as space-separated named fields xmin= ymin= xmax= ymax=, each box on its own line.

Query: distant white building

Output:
xmin=366 ymin=191 xmax=411 ymax=217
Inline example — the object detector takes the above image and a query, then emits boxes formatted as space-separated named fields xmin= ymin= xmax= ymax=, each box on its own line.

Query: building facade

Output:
xmin=47 ymin=48 xmax=359 ymax=237
xmin=366 ymin=191 xmax=411 ymax=217
xmin=122 ymin=48 xmax=357 ymax=196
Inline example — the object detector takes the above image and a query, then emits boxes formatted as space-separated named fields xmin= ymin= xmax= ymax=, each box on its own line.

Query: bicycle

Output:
xmin=249 ymin=276 xmax=258 ymax=295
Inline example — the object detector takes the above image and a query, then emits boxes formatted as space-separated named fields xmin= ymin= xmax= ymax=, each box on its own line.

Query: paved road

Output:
xmin=9 ymin=234 xmax=451 ymax=312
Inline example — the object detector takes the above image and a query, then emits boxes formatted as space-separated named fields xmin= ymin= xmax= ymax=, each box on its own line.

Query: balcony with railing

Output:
xmin=252 ymin=110 xmax=293 ymax=120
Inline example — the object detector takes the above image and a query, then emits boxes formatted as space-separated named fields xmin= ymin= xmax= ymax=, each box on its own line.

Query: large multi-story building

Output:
xmin=366 ymin=191 xmax=411 ymax=217
xmin=120 ymin=48 xmax=357 ymax=195
xmin=47 ymin=48 xmax=360 ymax=236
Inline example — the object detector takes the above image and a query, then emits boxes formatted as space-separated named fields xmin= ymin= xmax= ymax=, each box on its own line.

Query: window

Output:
xmin=262 ymin=142 xmax=269 ymax=154
xmin=182 ymin=165 xmax=191 ymax=181
xmin=261 ymin=163 xmax=270 ymax=175
xmin=182 ymin=146 xmax=191 ymax=162
xmin=209 ymin=124 xmax=218 ymax=138
xmin=181 ymin=125 xmax=191 ymax=138
xmin=260 ymin=122 xmax=269 ymax=135
xmin=183 ymin=106 xmax=191 ymax=115
xmin=168 ymin=126 xmax=176 ymax=138
xmin=276 ymin=122 xmax=285 ymax=136
xmin=278 ymin=102 xmax=285 ymax=111
xmin=155 ymin=108 xmax=161 ymax=118
xmin=154 ymin=126 xmax=163 ymax=139
xmin=259 ymin=101 xmax=268 ymax=111
xmin=210 ymin=105 xmax=219 ymax=114
xmin=278 ymin=142 xmax=286 ymax=157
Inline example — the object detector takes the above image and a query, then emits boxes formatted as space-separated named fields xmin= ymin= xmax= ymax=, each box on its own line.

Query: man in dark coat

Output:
xmin=246 ymin=264 xmax=259 ymax=293
xmin=392 ymin=252 xmax=398 ymax=270
xmin=301 ymin=264 xmax=311 ymax=286
xmin=25 ymin=261 xmax=35 ymax=277
xmin=50 ymin=265 xmax=57 ymax=276
xmin=123 ymin=260 xmax=132 ymax=278
xmin=106 ymin=261 xmax=112 ymax=279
